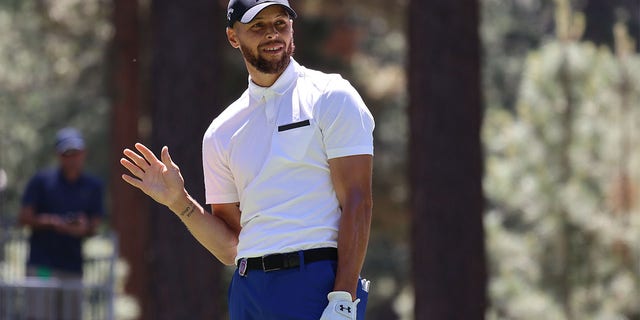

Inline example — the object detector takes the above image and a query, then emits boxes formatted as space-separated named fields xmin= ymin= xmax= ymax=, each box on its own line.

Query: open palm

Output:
xmin=120 ymin=143 xmax=185 ymax=208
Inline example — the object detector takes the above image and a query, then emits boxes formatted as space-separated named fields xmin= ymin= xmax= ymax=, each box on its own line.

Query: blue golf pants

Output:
xmin=228 ymin=258 xmax=368 ymax=319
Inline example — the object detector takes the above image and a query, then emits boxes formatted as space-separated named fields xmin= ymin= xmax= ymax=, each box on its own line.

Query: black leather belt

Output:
xmin=237 ymin=247 xmax=337 ymax=276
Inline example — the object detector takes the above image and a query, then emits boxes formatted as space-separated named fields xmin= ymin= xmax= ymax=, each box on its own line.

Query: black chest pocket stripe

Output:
xmin=273 ymin=120 xmax=316 ymax=160
xmin=278 ymin=119 xmax=311 ymax=132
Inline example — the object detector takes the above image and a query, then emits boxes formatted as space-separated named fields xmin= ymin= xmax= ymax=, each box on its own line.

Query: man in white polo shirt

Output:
xmin=120 ymin=0 xmax=374 ymax=319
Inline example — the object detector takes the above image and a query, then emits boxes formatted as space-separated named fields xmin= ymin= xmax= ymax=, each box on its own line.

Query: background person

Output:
xmin=18 ymin=127 xmax=104 ymax=319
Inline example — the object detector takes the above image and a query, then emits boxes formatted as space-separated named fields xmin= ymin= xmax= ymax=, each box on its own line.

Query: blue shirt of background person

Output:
xmin=18 ymin=127 xmax=104 ymax=275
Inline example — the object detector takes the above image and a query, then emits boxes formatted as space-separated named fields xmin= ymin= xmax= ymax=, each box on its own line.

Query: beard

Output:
xmin=241 ymin=39 xmax=295 ymax=74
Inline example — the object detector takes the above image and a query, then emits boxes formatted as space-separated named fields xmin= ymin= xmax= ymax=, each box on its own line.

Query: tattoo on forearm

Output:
xmin=180 ymin=202 xmax=196 ymax=218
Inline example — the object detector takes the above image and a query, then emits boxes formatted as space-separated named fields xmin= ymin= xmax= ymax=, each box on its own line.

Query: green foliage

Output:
xmin=0 ymin=0 xmax=136 ymax=316
xmin=484 ymin=4 xmax=640 ymax=318
xmin=0 ymin=0 xmax=111 ymax=221
xmin=481 ymin=0 xmax=556 ymax=110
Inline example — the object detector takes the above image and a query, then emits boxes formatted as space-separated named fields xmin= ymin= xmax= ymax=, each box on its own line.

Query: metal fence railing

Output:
xmin=0 ymin=228 xmax=117 ymax=320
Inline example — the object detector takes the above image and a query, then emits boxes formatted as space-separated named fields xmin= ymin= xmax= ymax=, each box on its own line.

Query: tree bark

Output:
xmin=110 ymin=1 xmax=152 ymax=318
xmin=408 ymin=1 xmax=487 ymax=319
xmin=147 ymin=1 xmax=226 ymax=319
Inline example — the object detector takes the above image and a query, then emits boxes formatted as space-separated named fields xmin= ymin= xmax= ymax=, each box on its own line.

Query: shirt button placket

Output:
xmin=265 ymin=95 xmax=276 ymax=125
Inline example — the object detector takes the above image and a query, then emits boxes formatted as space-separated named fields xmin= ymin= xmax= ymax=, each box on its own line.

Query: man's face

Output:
xmin=58 ymin=149 xmax=86 ymax=178
xmin=228 ymin=5 xmax=295 ymax=74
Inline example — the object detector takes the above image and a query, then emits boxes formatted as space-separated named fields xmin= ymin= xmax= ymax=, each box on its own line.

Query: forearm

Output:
xmin=19 ymin=209 xmax=54 ymax=230
xmin=21 ymin=219 xmax=52 ymax=230
xmin=18 ymin=214 xmax=42 ymax=228
xmin=334 ymin=199 xmax=372 ymax=299
xmin=120 ymin=144 xmax=239 ymax=264
xmin=169 ymin=192 xmax=239 ymax=265
xmin=56 ymin=217 xmax=97 ymax=238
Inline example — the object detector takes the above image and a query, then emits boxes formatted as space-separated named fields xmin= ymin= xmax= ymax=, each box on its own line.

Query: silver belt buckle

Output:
xmin=238 ymin=258 xmax=248 ymax=277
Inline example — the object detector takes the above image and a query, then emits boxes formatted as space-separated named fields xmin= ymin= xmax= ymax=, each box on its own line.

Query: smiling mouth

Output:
xmin=261 ymin=42 xmax=285 ymax=54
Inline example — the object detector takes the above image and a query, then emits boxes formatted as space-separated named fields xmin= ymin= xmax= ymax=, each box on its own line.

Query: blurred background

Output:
xmin=0 ymin=0 xmax=639 ymax=319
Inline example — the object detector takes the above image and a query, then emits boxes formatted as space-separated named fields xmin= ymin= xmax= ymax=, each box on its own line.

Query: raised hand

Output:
xmin=120 ymin=143 xmax=186 ymax=209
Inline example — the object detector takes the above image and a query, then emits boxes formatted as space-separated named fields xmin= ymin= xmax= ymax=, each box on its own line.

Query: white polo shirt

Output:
xmin=202 ymin=58 xmax=374 ymax=261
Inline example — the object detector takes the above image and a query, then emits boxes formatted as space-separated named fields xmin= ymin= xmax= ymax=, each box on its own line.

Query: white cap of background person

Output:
xmin=226 ymin=0 xmax=297 ymax=28
xmin=55 ymin=127 xmax=85 ymax=154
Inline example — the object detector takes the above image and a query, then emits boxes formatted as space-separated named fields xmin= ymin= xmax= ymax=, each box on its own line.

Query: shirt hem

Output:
xmin=327 ymin=146 xmax=374 ymax=159
xmin=205 ymin=193 xmax=239 ymax=204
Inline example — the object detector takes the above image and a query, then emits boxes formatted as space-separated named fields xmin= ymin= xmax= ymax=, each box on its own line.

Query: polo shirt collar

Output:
xmin=248 ymin=58 xmax=299 ymax=100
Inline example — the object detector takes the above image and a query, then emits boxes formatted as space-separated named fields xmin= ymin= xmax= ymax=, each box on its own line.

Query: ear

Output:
xmin=226 ymin=27 xmax=240 ymax=49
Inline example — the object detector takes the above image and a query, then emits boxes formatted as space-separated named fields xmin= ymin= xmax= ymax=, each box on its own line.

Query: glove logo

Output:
xmin=339 ymin=305 xmax=352 ymax=313
xmin=321 ymin=291 xmax=359 ymax=320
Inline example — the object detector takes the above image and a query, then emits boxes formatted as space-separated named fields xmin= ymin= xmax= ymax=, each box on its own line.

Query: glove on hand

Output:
xmin=319 ymin=291 xmax=360 ymax=320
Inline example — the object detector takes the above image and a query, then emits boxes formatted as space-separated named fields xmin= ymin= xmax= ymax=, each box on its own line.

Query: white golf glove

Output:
xmin=319 ymin=291 xmax=360 ymax=320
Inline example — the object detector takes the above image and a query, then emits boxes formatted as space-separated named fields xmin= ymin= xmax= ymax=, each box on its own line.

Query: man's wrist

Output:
xmin=332 ymin=287 xmax=357 ymax=301
xmin=168 ymin=192 xmax=195 ymax=218
xmin=333 ymin=275 xmax=358 ymax=301
xmin=178 ymin=201 xmax=196 ymax=218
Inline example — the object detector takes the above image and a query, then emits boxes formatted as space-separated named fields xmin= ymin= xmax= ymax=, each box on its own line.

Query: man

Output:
xmin=120 ymin=0 xmax=374 ymax=319
xmin=19 ymin=127 xmax=104 ymax=318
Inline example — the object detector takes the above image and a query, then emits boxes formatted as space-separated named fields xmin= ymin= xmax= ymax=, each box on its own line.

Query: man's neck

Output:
xmin=246 ymin=60 xmax=290 ymax=88
xmin=61 ymin=169 xmax=81 ymax=183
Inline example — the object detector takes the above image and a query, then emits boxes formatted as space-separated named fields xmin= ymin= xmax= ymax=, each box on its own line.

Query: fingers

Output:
xmin=135 ymin=143 xmax=161 ymax=164
xmin=120 ymin=143 xmax=176 ymax=191
xmin=123 ymin=148 xmax=149 ymax=170
xmin=160 ymin=146 xmax=176 ymax=168
xmin=120 ymin=157 xmax=145 ymax=178
xmin=121 ymin=143 xmax=156 ymax=189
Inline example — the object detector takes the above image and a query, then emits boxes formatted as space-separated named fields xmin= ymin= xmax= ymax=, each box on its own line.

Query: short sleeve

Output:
xmin=317 ymin=79 xmax=375 ymax=159
xmin=202 ymin=130 xmax=240 ymax=204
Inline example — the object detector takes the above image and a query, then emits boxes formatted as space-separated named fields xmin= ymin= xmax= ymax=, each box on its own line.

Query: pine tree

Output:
xmin=484 ymin=0 xmax=640 ymax=318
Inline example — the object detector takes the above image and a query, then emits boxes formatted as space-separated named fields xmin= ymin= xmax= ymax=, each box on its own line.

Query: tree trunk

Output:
xmin=110 ymin=1 xmax=152 ymax=318
xmin=408 ymin=1 xmax=487 ymax=319
xmin=557 ymin=52 xmax=576 ymax=320
xmin=147 ymin=1 xmax=226 ymax=318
